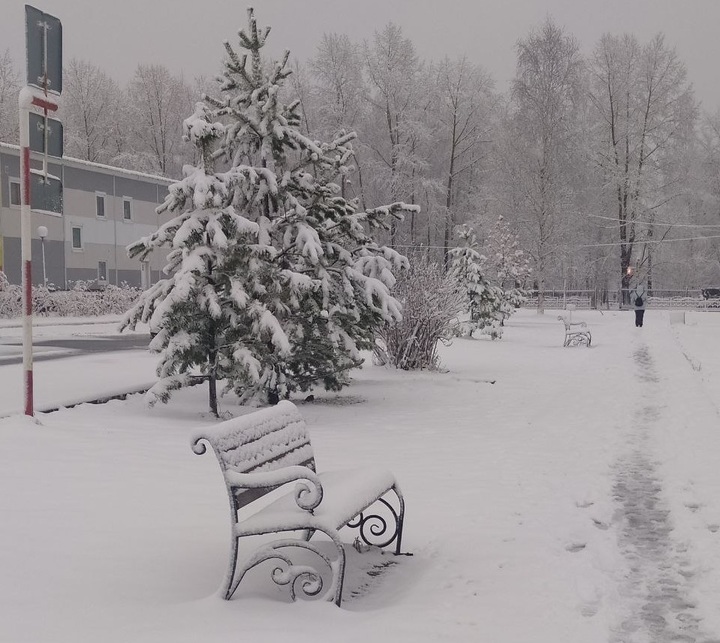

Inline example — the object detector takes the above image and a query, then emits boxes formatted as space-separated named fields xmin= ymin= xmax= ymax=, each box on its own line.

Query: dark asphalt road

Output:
xmin=0 ymin=334 xmax=151 ymax=365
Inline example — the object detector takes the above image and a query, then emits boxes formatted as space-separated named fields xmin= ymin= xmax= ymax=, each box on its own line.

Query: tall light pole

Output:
xmin=37 ymin=225 xmax=47 ymax=287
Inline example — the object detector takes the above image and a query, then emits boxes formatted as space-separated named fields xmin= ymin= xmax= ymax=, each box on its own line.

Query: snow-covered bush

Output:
xmin=375 ymin=256 xmax=463 ymax=370
xmin=0 ymin=272 xmax=21 ymax=318
xmin=99 ymin=283 xmax=142 ymax=314
xmin=0 ymin=273 xmax=140 ymax=318
xmin=32 ymin=285 xmax=58 ymax=316
xmin=43 ymin=282 xmax=140 ymax=317
xmin=120 ymin=9 xmax=416 ymax=414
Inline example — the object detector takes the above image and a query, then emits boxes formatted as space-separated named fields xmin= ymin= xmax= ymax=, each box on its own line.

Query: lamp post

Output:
xmin=37 ymin=226 xmax=48 ymax=288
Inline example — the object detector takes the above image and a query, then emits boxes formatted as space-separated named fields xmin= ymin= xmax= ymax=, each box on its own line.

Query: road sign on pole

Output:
xmin=25 ymin=5 xmax=62 ymax=95
xmin=29 ymin=112 xmax=63 ymax=157
xmin=21 ymin=5 xmax=62 ymax=417
xmin=30 ymin=170 xmax=63 ymax=214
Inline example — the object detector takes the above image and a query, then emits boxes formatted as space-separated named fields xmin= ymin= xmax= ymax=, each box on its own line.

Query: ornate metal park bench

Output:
xmin=557 ymin=315 xmax=592 ymax=347
xmin=191 ymin=400 xmax=406 ymax=606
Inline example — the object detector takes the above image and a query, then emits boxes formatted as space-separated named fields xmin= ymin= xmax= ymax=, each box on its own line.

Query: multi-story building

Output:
xmin=0 ymin=142 xmax=172 ymax=289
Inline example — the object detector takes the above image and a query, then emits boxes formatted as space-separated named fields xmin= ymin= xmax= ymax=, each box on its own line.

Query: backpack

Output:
xmin=634 ymin=294 xmax=643 ymax=307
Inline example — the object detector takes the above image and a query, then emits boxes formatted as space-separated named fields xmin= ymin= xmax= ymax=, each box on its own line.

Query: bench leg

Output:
xmin=347 ymin=485 xmax=406 ymax=556
xmin=227 ymin=530 xmax=347 ymax=606
xmin=222 ymin=534 xmax=240 ymax=600
xmin=565 ymin=332 xmax=591 ymax=348
xmin=391 ymin=485 xmax=406 ymax=555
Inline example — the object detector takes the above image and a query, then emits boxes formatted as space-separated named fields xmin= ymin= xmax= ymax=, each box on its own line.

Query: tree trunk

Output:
xmin=208 ymin=347 xmax=218 ymax=418
xmin=443 ymin=116 xmax=458 ymax=269
xmin=620 ymin=243 xmax=632 ymax=305
xmin=647 ymin=227 xmax=654 ymax=296
xmin=353 ymin=149 xmax=368 ymax=212
xmin=207 ymin=322 xmax=218 ymax=418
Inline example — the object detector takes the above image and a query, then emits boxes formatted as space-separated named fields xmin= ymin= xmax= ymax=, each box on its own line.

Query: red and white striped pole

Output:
xmin=19 ymin=88 xmax=58 ymax=416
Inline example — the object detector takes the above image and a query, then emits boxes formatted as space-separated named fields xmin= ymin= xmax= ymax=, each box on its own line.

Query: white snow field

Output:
xmin=2 ymin=308 xmax=720 ymax=643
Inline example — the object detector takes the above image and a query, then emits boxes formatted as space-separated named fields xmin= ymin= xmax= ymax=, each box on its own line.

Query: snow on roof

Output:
xmin=0 ymin=142 xmax=174 ymax=184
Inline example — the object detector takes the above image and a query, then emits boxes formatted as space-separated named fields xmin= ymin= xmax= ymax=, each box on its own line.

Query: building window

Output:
xmin=9 ymin=178 xmax=21 ymax=207
xmin=98 ymin=261 xmax=107 ymax=281
xmin=123 ymin=197 xmax=132 ymax=221
xmin=96 ymin=193 xmax=105 ymax=218
xmin=71 ymin=226 xmax=82 ymax=250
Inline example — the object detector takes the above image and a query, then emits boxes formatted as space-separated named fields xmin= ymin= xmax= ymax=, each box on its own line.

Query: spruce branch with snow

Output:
xmin=122 ymin=8 xmax=417 ymax=411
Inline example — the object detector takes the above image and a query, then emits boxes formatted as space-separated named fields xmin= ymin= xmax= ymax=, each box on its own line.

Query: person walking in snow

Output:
xmin=630 ymin=283 xmax=646 ymax=327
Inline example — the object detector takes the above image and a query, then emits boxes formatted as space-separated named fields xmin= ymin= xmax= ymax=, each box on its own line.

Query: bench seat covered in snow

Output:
xmin=557 ymin=315 xmax=592 ymax=347
xmin=191 ymin=400 xmax=405 ymax=606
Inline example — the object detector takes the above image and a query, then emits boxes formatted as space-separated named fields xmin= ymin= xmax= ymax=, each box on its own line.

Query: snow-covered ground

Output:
xmin=2 ymin=308 xmax=720 ymax=642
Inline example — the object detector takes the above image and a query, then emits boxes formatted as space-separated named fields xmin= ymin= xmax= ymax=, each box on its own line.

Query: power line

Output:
xmin=587 ymin=213 xmax=720 ymax=229
xmin=578 ymin=235 xmax=720 ymax=248
xmin=391 ymin=244 xmax=450 ymax=250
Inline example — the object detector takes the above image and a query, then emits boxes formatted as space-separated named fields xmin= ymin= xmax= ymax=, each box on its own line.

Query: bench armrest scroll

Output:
xmin=225 ymin=466 xmax=324 ymax=511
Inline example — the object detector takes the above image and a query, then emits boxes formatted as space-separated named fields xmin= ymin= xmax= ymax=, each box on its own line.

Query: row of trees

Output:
xmin=292 ymin=21 xmax=718 ymax=300
xmin=0 ymin=52 xmax=198 ymax=178
xmin=1 ymin=16 xmax=719 ymax=295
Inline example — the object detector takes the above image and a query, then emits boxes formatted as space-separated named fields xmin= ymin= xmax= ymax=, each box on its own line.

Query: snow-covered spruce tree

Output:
xmin=486 ymin=215 xmax=532 ymax=324
xmin=121 ymin=9 xmax=415 ymax=412
xmin=449 ymin=225 xmax=505 ymax=339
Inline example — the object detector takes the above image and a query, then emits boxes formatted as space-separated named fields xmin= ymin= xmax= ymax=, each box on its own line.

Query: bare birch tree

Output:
xmin=588 ymin=33 xmax=695 ymax=299
xmin=364 ymin=23 xmax=425 ymax=246
xmin=307 ymin=33 xmax=369 ymax=206
xmin=310 ymin=33 xmax=365 ymax=136
xmin=510 ymin=18 xmax=583 ymax=312
xmin=433 ymin=56 xmax=494 ymax=266
xmin=126 ymin=64 xmax=194 ymax=177
xmin=60 ymin=59 xmax=124 ymax=163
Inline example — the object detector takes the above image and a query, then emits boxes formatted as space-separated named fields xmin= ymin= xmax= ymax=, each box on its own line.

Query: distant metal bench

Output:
xmin=191 ymin=401 xmax=406 ymax=606
xmin=558 ymin=315 xmax=592 ymax=347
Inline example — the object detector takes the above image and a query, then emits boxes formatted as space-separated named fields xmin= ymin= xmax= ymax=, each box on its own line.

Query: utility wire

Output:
xmin=587 ymin=213 xmax=720 ymax=229
xmin=578 ymin=235 xmax=720 ymax=248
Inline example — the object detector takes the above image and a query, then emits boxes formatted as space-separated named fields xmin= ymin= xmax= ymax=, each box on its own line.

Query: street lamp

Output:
xmin=37 ymin=226 xmax=48 ymax=288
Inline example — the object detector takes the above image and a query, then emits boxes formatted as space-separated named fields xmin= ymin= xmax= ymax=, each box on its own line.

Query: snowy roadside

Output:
xmin=0 ymin=349 xmax=158 ymax=416
xmin=0 ymin=315 xmax=155 ymax=415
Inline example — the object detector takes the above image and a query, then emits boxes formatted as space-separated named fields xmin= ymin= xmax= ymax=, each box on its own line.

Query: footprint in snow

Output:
xmin=592 ymin=518 xmax=610 ymax=530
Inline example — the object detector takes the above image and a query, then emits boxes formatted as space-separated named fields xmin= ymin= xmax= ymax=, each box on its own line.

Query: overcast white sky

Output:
xmin=4 ymin=0 xmax=720 ymax=111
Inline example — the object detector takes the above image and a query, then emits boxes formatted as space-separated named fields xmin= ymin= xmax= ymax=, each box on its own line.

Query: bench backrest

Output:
xmin=191 ymin=400 xmax=316 ymax=509
xmin=557 ymin=315 xmax=586 ymax=330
